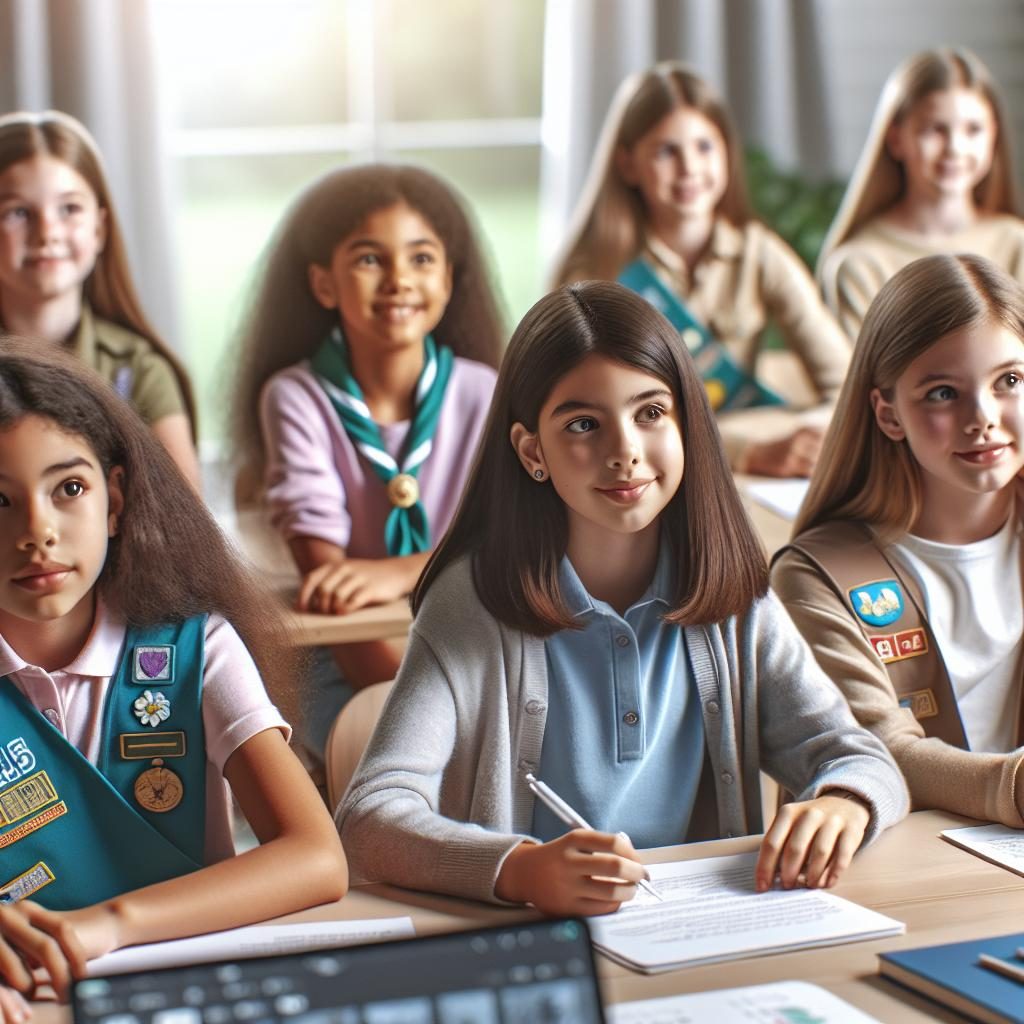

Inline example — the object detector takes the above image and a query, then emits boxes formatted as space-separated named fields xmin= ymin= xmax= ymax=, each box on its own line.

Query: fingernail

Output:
xmin=643 ymin=869 xmax=651 ymax=882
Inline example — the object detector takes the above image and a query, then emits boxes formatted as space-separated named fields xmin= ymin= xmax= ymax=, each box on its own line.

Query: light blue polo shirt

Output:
xmin=531 ymin=542 xmax=705 ymax=849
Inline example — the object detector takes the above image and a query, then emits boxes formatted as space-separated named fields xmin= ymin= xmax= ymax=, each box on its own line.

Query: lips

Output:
xmin=12 ymin=562 xmax=72 ymax=592
xmin=954 ymin=444 xmax=1009 ymax=465
xmin=374 ymin=304 xmax=424 ymax=324
xmin=596 ymin=480 xmax=654 ymax=504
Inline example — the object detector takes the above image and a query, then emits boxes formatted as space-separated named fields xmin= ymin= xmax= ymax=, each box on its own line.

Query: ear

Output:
xmin=870 ymin=388 xmax=905 ymax=442
xmin=510 ymin=422 xmax=546 ymax=480
xmin=615 ymin=144 xmax=639 ymax=187
xmin=95 ymin=206 xmax=108 ymax=255
xmin=106 ymin=465 xmax=125 ymax=537
xmin=308 ymin=262 xmax=338 ymax=310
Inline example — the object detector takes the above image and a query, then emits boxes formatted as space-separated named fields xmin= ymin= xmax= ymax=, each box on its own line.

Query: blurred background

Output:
xmin=0 ymin=0 xmax=1022 ymax=456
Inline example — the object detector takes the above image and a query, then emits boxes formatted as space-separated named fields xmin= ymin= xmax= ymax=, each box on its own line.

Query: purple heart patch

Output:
xmin=139 ymin=650 xmax=169 ymax=678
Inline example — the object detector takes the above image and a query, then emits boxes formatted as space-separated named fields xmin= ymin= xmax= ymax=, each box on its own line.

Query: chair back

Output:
xmin=325 ymin=680 xmax=395 ymax=809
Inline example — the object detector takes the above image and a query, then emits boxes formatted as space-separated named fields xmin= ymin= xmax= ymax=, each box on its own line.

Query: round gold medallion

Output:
xmin=387 ymin=473 xmax=420 ymax=509
xmin=134 ymin=758 xmax=183 ymax=813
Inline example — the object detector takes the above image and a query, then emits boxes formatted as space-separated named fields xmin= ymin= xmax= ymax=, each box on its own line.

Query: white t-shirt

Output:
xmin=887 ymin=517 xmax=1023 ymax=753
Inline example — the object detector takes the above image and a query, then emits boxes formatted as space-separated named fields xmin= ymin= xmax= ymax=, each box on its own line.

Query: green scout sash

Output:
xmin=0 ymin=617 xmax=207 ymax=910
xmin=618 ymin=258 xmax=785 ymax=412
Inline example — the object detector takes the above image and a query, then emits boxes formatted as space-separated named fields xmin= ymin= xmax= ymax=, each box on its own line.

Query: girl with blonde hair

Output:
xmin=0 ymin=111 xmax=199 ymax=485
xmin=819 ymin=48 xmax=1023 ymax=341
xmin=773 ymin=253 xmax=1024 ymax=827
xmin=552 ymin=62 xmax=850 ymax=478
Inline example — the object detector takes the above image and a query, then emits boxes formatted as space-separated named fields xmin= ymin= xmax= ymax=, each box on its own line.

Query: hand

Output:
xmin=755 ymin=793 xmax=870 ymax=892
xmin=495 ymin=831 xmax=648 ymax=916
xmin=0 ymin=901 xmax=87 ymax=1004
xmin=297 ymin=558 xmax=411 ymax=615
xmin=743 ymin=426 xmax=824 ymax=478
xmin=0 ymin=986 xmax=31 ymax=1023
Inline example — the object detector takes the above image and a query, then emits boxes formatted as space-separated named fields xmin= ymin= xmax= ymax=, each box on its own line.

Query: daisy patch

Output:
xmin=133 ymin=690 xmax=171 ymax=728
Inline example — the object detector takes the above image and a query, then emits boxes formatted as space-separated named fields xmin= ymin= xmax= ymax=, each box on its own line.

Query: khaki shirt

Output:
xmin=645 ymin=220 xmax=850 ymax=465
xmin=68 ymin=304 xmax=186 ymax=425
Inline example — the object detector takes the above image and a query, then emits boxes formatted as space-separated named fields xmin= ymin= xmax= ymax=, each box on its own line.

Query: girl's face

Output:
xmin=872 ymin=320 xmax=1024 ymax=501
xmin=0 ymin=155 xmax=107 ymax=309
xmin=0 ymin=415 xmax=122 ymax=643
xmin=618 ymin=106 xmax=728 ymax=228
xmin=512 ymin=354 xmax=684 ymax=545
xmin=309 ymin=200 xmax=453 ymax=355
xmin=887 ymin=88 xmax=996 ymax=202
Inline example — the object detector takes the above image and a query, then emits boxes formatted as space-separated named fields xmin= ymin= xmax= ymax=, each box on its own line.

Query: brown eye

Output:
xmin=61 ymin=480 xmax=84 ymax=498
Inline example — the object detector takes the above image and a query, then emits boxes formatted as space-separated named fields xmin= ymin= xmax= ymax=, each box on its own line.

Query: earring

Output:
xmin=533 ymin=469 xmax=546 ymax=480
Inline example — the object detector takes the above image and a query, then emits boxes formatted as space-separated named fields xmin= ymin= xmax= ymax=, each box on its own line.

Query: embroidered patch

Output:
xmin=133 ymin=690 xmax=171 ymax=728
xmin=0 ymin=801 xmax=67 ymax=850
xmin=0 ymin=862 xmax=54 ymax=904
xmin=133 ymin=645 xmax=174 ymax=684
xmin=134 ymin=760 xmax=184 ymax=813
xmin=0 ymin=737 xmax=37 ymax=789
xmin=0 ymin=771 xmax=57 ymax=826
xmin=869 ymin=627 xmax=929 ymax=664
xmin=848 ymin=579 xmax=904 ymax=627
xmin=898 ymin=688 xmax=939 ymax=720
xmin=119 ymin=731 xmax=187 ymax=760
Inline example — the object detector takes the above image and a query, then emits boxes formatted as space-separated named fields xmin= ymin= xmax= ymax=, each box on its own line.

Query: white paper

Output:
xmin=743 ymin=479 xmax=810 ymax=521
xmin=87 ymin=918 xmax=415 ymax=977
xmin=608 ymin=980 xmax=880 ymax=1023
xmin=941 ymin=822 xmax=1024 ymax=877
xmin=589 ymin=852 xmax=904 ymax=974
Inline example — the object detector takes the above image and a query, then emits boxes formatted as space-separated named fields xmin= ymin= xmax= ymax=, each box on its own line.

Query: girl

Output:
xmin=0 ymin=111 xmax=200 ymax=487
xmin=773 ymin=254 xmax=1024 ymax=827
xmin=551 ymin=63 xmax=850 ymax=479
xmin=336 ymin=281 xmax=907 ymax=915
xmin=818 ymin=49 xmax=1024 ymax=342
xmin=0 ymin=340 xmax=346 ymax=1021
xmin=231 ymin=164 xmax=503 ymax=756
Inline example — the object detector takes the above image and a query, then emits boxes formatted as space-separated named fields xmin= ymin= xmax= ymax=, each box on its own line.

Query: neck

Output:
xmin=0 ymin=289 xmax=83 ymax=345
xmin=649 ymin=212 xmax=715 ymax=271
xmin=0 ymin=592 xmax=97 ymax=673
xmin=566 ymin=519 xmax=660 ymax=615
xmin=886 ymin=190 xmax=979 ymax=236
xmin=345 ymin=333 xmax=426 ymax=425
xmin=910 ymin=480 xmax=1014 ymax=544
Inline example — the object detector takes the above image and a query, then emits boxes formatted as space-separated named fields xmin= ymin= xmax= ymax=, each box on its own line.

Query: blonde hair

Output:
xmin=551 ymin=62 xmax=753 ymax=286
xmin=795 ymin=253 xmax=1024 ymax=540
xmin=0 ymin=110 xmax=197 ymax=436
xmin=818 ymin=49 xmax=1018 ymax=273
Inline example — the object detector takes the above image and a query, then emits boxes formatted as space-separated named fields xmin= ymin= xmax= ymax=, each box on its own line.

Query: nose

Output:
xmin=381 ymin=258 xmax=411 ymax=293
xmin=965 ymin=388 xmax=999 ymax=434
xmin=606 ymin=422 xmax=641 ymax=470
xmin=31 ymin=206 xmax=60 ymax=246
xmin=17 ymin=500 xmax=58 ymax=552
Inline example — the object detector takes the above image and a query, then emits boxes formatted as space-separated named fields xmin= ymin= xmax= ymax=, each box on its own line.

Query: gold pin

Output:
xmin=134 ymin=758 xmax=183 ymax=813
xmin=387 ymin=473 xmax=420 ymax=509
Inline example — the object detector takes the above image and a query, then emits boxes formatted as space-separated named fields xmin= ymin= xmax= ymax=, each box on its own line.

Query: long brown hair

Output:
xmin=795 ymin=253 xmax=1024 ymax=540
xmin=818 ymin=48 xmax=1018 ymax=274
xmin=551 ymin=62 xmax=754 ymax=286
xmin=0 ymin=111 xmax=197 ymax=437
xmin=231 ymin=163 xmax=506 ymax=480
xmin=0 ymin=338 xmax=298 ymax=721
xmin=415 ymin=281 xmax=767 ymax=633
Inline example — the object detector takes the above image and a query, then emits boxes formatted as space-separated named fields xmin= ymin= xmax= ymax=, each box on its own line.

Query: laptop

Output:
xmin=73 ymin=918 xmax=606 ymax=1024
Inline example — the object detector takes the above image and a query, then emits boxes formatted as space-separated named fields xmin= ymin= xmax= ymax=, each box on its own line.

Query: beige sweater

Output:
xmin=820 ymin=213 xmax=1024 ymax=343
xmin=772 ymin=545 xmax=1024 ymax=827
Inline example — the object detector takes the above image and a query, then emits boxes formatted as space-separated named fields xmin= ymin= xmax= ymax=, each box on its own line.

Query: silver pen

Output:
xmin=525 ymin=773 xmax=663 ymax=902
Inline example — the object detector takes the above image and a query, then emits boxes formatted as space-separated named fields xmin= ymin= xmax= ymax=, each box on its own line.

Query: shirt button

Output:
xmin=720 ymin=771 xmax=734 ymax=784
xmin=705 ymin=700 xmax=720 ymax=715
xmin=525 ymin=700 xmax=546 ymax=716
xmin=615 ymin=635 xmax=630 ymax=648
xmin=42 ymin=708 xmax=60 ymax=727
xmin=622 ymin=711 xmax=640 ymax=726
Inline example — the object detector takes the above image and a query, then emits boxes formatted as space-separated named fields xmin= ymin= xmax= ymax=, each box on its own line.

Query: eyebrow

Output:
xmin=0 ymin=456 xmax=94 ymax=482
xmin=550 ymin=388 xmax=672 ymax=418
xmin=0 ymin=189 xmax=88 ymax=202
xmin=913 ymin=359 xmax=1024 ymax=387
xmin=345 ymin=237 xmax=442 ymax=250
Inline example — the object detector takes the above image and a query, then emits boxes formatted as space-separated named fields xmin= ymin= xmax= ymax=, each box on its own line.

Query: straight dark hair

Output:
xmin=231 ymin=163 xmax=506 ymax=480
xmin=414 ymin=281 xmax=767 ymax=633
xmin=0 ymin=339 xmax=299 ymax=721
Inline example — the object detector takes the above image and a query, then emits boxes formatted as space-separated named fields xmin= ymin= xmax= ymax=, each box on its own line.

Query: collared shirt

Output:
xmin=0 ymin=603 xmax=288 ymax=863
xmin=67 ymin=304 xmax=187 ymax=425
xmin=532 ymin=543 xmax=705 ymax=849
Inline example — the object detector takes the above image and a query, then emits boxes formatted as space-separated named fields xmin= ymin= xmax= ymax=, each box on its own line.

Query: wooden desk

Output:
xmin=33 ymin=810 xmax=1024 ymax=1023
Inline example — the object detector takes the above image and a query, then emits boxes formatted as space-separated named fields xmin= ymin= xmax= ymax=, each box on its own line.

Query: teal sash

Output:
xmin=618 ymin=258 xmax=785 ymax=412
xmin=0 ymin=618 xmax=207 ymax=910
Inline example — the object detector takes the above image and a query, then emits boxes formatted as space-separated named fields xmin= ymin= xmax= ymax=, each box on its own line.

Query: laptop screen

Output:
xmin=73 ymin=919 xmax=606 ymax=1024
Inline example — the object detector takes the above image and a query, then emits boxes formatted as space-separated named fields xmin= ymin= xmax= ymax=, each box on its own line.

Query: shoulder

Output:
xmin=91 ymin=316 xmax=160 ymax=360
xmin=260 ymin=362 xmax=324 ymax=413
xmin=413 ymin=557 xmax=505 ymax=648
xmin=448 ymin=356 xmax=498 ymax=400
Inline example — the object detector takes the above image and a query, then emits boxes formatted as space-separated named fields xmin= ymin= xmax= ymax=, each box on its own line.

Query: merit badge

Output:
xmin=387 ymin=473 xmax=420 ymax=509
xmin=848 ymin=579 xmax=904 ymax=627
xmin=898 ymin=688 xmax=939 ymax=720
xmin=133 ymin=690 xmax=171 ymax=728
xmin=0 ymin=862 xmax=54 ymax=903
xmin=119 ymin=731 xmax=187 ymax=760
xmin=133 ymin=645 xmax=174 ymax=684
xmin=134 ymin=758 xmax=183 ymax=813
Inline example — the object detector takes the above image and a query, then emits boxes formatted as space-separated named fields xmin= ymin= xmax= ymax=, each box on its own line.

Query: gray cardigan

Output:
xmin=336 ymin=558 xmax=909 ymax=903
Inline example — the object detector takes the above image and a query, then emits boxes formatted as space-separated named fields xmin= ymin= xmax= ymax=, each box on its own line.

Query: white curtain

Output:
xmin=0 ymin=0 xmax=180 ymax=346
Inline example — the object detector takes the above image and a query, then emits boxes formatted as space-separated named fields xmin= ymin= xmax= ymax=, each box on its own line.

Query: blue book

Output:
xmin=879 ymin=932 xmax=1024 ymax=1024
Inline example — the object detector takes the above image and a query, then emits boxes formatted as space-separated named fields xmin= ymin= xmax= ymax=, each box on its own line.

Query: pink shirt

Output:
xmin=260 ymin=357 xmax=497 ymax=554
xmin=0 ymin=606 xmax=289 ymax=864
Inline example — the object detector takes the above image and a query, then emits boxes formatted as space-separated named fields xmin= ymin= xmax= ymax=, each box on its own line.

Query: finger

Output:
xmin=0 ymin=986 xmax=31 ymax=1023
xmin=0 ymin=942 xmax=33 ymax=997
xmin=825 ymin=824 xmax=865 ymax=887
xmin=576 ymin=852 xmax=647 ymax=884
xmin=297 ymin=564 xmax=331 ymax=611
xmin=755 ymin=806 xmax=796 ymax=891
xmin=568 ymin=897 xmax=624 ymax=917
xmin=576 ymin=876 xmax=638 ymax=904
xmin=803 ymin=817 xmax=844 ymax=888
xmin=564 ymin=829 xmax=622 ymax=853
xmin=778 ymin=810 xmax=826 ymax=888
xmin=14 ymin=907 xmax=84 ymax=1001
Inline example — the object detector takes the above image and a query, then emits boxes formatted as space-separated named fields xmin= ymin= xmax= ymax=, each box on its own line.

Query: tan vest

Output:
xmin=778 ymin=521 xmax=980 ymax=748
